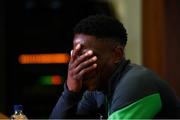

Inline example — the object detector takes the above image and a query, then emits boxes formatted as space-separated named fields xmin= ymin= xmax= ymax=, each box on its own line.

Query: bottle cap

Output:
xmin=14 ymin=105 xmax=23 ymax=111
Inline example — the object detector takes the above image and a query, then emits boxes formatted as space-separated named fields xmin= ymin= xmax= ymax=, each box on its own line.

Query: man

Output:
xmin=50 ymin=15 xmax=180 ymax=119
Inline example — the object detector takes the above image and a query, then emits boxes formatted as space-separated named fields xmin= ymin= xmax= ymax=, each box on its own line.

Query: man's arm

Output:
xmin=50 ymin=84 xmax=82 ymax=119
xmin=49 ymin=85 xmax=104 ymax=119
xmin=50 ymin=43 xmax=98 ymax=118
xmin=49 ymin=84 xmax=83 ymax=119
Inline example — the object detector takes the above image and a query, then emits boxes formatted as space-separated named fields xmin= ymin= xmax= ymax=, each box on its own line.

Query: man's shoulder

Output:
xmin=111 ymin=63 xmax=161 ymax=103
xmin=122 ymin=63 xmax=160 ymax=82
xmin=109 ymin=64 xmax=162 ymax=114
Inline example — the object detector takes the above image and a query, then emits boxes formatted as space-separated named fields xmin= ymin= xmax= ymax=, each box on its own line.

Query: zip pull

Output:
xmin=99 ymin=113 xmax=103 ymax=120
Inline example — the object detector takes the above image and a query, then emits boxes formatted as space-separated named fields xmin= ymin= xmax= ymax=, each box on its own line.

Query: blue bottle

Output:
xmin=10 ymin=105 xmax=28 ymax=120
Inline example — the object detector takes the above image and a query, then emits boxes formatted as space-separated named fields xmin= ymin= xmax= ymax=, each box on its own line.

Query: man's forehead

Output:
xmin=73 ymin=34 xmax=96 ymax=45
xmin=73 ymin=34 xmax=111 ymax=51
xmin=73 ymin=38 xmax=85 ymax=45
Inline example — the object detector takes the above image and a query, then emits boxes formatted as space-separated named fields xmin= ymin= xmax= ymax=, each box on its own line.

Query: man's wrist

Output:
xmin=63 ymin=82 xmax=83 ymax=101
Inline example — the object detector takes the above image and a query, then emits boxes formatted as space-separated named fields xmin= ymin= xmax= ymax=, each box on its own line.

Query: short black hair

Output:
xmin=73 ymin=15 xmax=127 ymax=47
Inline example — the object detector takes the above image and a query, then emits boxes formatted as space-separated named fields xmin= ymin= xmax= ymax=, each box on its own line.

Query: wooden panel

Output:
xmin=165 ymin=0 xmax=180 ymax=96
xmin=142 ymin=0 xmax=180 ymax=96
xmin=142 ymin=0 xmax=167 ymax=78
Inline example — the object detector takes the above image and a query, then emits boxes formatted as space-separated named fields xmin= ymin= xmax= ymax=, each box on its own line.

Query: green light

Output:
xmin=38 ymin=75 xmax=64 ymax=86
xmin=39 ymin=76 xmax=52 ymax=85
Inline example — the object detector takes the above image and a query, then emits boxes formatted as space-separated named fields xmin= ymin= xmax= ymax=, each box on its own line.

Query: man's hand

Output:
xmin=67 ymin=44 xmax=97 ymax=92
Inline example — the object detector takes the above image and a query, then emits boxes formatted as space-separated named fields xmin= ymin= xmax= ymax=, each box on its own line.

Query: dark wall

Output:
xmin=0 ymin=0 xmax=6 ymax=113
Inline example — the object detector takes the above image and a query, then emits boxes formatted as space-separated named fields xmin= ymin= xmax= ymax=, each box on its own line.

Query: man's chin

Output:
xmin=86 ymin=79 xmax=106 ymax=92
xmin=86 ymin=84 xmax=105 ymax=92
xmin=83 ymin=77 xmax=97 ymax=91
xmin=87 ymin=86 xmax=97 ymax=91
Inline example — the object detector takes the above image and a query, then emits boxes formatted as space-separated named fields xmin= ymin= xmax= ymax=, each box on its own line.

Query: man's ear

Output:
xmin=113 ymin=45 xmax=124 ymax=64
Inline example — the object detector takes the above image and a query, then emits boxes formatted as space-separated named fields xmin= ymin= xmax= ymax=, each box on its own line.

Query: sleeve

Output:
xmin=49 ymin=83 xmax=82 ymax=119
xmin=49 ymin=84 xmax=103 ymax=119
xmin=108 ymin=93 xmax=162 ymax=119
xmin=77 ymin=91 xmax=106 ymax=118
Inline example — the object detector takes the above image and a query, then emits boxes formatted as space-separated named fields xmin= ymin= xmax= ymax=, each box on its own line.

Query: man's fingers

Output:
xmin=79 ymin=63 xmax=97 ymax=77
xmin=69 ymin=50 xmax=74 ymax=64
xmin=71 ymin=50 xmax=73 ymax=56
xmin=71 ymin=44 xmax=81 ymax=61
xmin=73 ymin=63 xmax=97 ymax=81
xmin=72 ymin=50 xmax=93 ymax=68
xmin=74 ymin=56 xmax=97 ymax=74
